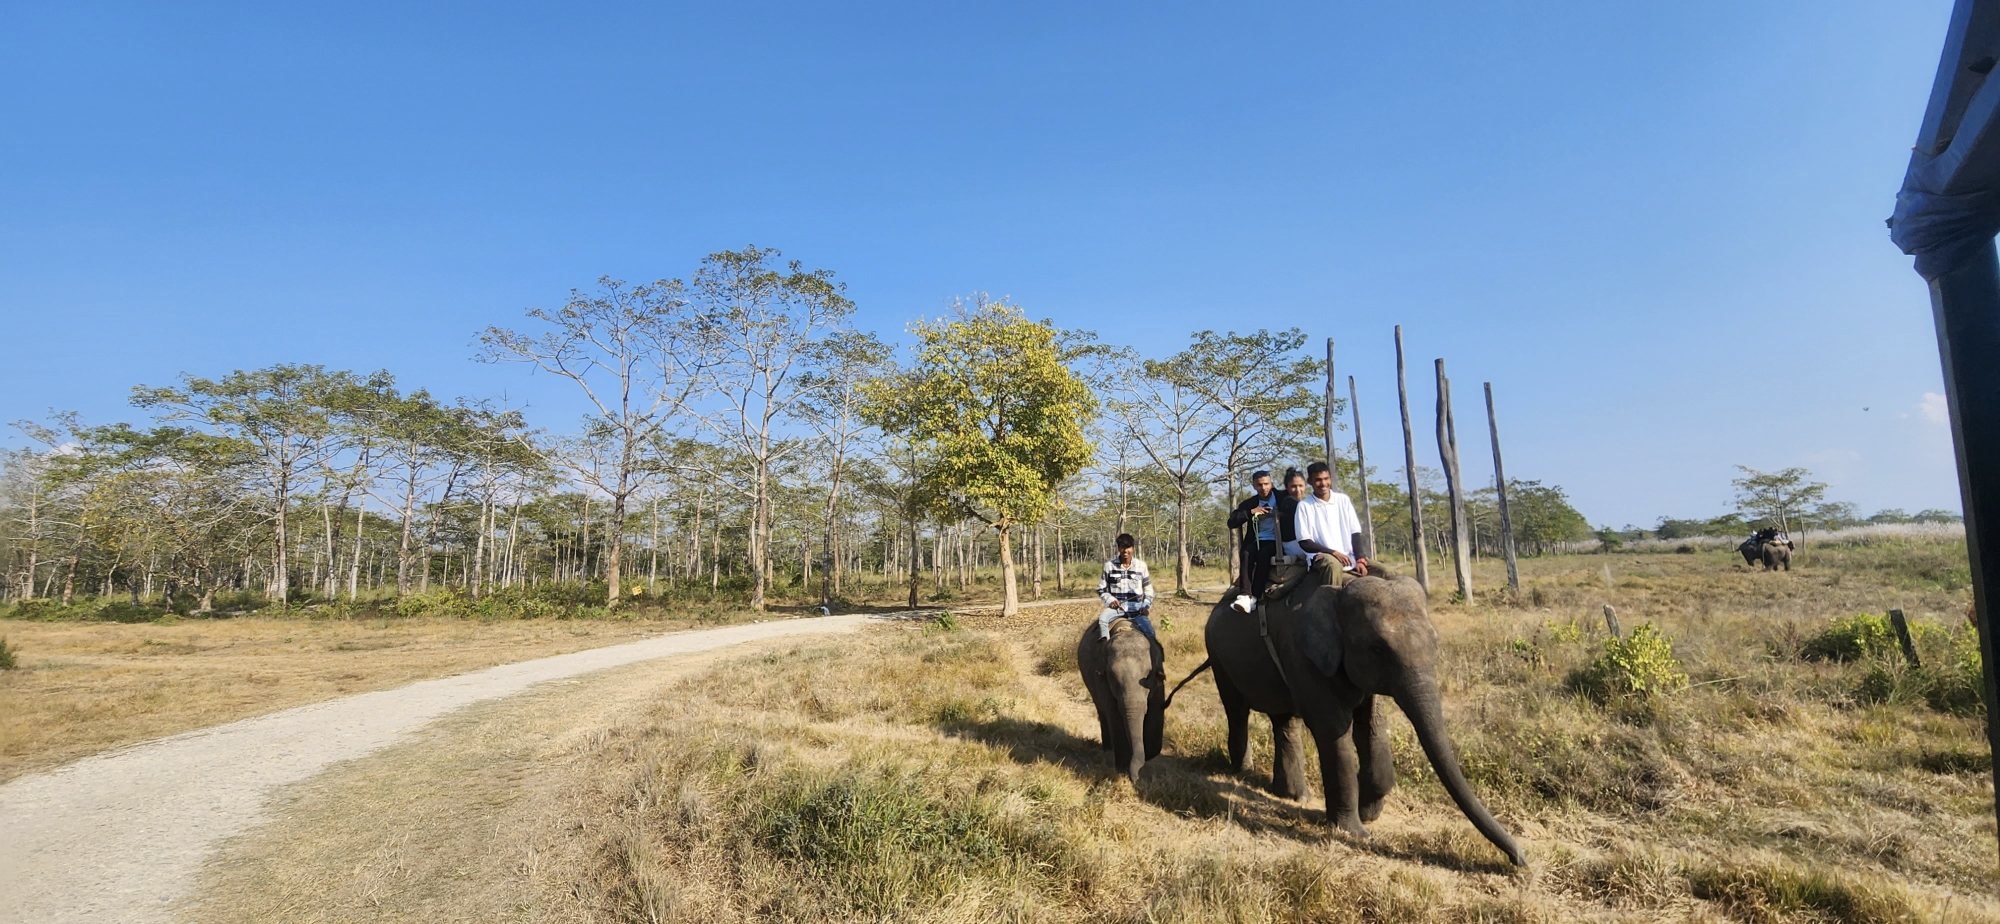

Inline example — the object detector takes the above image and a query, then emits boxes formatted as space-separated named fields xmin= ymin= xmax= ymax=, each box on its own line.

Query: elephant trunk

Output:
xmin=1120 ymin=688 xmax=1150 ymax=782
xmin=1394 ymin=682 xmax=1526 ymax=867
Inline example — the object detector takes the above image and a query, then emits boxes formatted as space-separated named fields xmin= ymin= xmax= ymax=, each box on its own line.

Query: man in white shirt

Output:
xmin=1289 ymin=461 xmax=1369 ymax=585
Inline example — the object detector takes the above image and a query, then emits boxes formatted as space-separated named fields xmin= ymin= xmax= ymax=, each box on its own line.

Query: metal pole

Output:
xmin=1396 ymin=327 xmax=1429 ymax=591
xmin=1927 ymin=239 xmax=2000 ymax=825
xmin=1324 ymin=338 xmax=1339 ymax=487
xmin=1485 ymin=382 xmax=1520 ymax=594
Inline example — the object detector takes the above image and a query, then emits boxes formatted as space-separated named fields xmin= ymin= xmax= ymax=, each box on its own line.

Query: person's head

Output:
xmin=1284 ymin=467 xmax=1306 ymax=499
xmin=1251 ymin=470 xmax=1272 ymax=497
xmin=1306 ymin=461 xmax=1334 ymax=499
xmin=1115 ymin=533 xmax=1137 ymax=563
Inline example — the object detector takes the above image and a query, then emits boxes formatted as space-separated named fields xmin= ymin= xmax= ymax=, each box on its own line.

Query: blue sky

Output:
xmin=0 ymin=1 xmax=1965 ymax=527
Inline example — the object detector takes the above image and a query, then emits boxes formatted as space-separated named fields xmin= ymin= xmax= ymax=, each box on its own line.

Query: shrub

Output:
xmin=1570 ymin=623 xmax=1688 ymax=702
xmin=1801 ymin=613 xmax=1897 ymax=663
xmin=392 ymin=589 xmax=472 ymax=619
xmin=0 ymin=636 xmax=15 ymax=670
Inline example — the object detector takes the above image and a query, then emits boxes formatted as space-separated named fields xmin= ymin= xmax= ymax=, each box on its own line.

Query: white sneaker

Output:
xmin=1230 ymin=594 xmax=1256 ymax=614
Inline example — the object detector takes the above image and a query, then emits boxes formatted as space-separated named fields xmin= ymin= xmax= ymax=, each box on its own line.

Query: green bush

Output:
xmin=1570 ymin=623 xmax=1688 ymax=702
xmin=392 ymin=589 xmax=472 ymax=619
xmin=0 ymin=636 xmax=16 ymax=670
xmin=1801 ymin=613 xmax=1898 ymax=663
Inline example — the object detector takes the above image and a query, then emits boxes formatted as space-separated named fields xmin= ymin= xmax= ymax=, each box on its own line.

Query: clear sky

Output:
xmin=0 ymin=1 xmax=1966 ymax=527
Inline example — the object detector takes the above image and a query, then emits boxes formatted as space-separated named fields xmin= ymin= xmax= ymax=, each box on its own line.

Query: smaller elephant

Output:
xmin=1078 ymin=619 xmax=1165 ymax=781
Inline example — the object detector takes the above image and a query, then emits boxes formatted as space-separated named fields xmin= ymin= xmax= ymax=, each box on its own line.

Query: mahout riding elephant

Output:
xmin=1202 ymin=574 xmax=1527 ymax=866
xmin=1078 ymin=619 xmax=1165 ymax=781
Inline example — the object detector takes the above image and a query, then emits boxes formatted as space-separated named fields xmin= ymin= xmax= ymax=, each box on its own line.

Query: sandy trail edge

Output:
xmin=0 ymin=613 xmax=891 ymax=924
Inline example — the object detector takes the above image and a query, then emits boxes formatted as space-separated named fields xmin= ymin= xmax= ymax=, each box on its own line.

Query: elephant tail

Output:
xmin=1163 ymin=659 xmax=1212 ymax=709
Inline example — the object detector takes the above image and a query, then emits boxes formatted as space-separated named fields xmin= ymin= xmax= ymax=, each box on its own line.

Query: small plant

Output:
xmin=1570 ymin=623 xmax=1688 ymax=702
xmin=933 ymin=610 xmax=960 ymax=632
xmin=1550 ymin=617 xmax=1587 ymax=644
xmin=0 ymin=636 xmax=15 ymax=670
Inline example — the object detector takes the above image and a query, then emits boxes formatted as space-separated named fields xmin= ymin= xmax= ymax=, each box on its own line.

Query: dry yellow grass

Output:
xmin=181 ymin=544 xmax=1998 ymax=923
xmin=0 ymin=616 xmax=680 ymax=781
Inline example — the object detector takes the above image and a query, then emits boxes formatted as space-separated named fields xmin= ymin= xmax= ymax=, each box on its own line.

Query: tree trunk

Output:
xmin=1349 ymin=375 xmax=1376 ymax=558
xmin=349 ymin=499 xmax=365 ymax=601
xmin=1032 ymin=525 xmax=1044 ymax=600
xmin=907 ymin=518 xmax=921 ymax=609
xmin=1396 ymin=327 xmax=1430 ymax=591
xmin=1484 ymin=382 xmax=1520 ymax=594
xmin=998 ymin=524 xmax=1019 ymax=616
xmin=1174 ymin=486 xmax=1191 ymax=596
xmin=750 ymin=460 xmax=768 ymax=610
xmin=1435 ymin=360 xmax=1474 ymax=603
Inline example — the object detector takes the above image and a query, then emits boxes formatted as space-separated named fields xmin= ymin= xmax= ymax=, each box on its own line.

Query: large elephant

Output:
xmin=1078 ymin=620 xmax=1165 ymax=781
xmin=1760 ymin=541 xmax=1791 ymax=571
xmin=1203 ymin=574 xmax=1527 ymax=866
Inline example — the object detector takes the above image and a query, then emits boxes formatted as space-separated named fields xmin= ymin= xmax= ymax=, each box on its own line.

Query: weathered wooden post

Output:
xmin=1890 ymin=0 xmax=2000 ymax=854
xmin=1485 ymin=382 xmax=1520 ymax=594
xmin=1324 ymin=338 xmax=1339 ymax=486
xmin=1603 ymin=604 xmax=1622 ymax=640
xmin=1889 ymin=608 xmax=1922 ymax=669
xmin=1348 ymin=375 xmax=1376 ymax=558
xmin=1435 ymin=359 xmax=1474 ymax=603
xmin=1395 ymin=327 xmax=1429 ymax=591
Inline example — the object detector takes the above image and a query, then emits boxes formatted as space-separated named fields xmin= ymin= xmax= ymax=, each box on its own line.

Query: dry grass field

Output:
xmin=184 ymin=541 xmax=1997 ymax=924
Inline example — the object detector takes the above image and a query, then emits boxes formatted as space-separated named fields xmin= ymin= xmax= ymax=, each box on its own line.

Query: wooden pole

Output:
xmin=1324 ymin=338 xmax=1339 ymax=486
xmin=1395 ymin=327 xmax=1429 ymax=591
xmin=1484 ymin=382 xmax=1520 ymax=594
xmin=1436 ymin=359 xmax=1473 ymax=603
xmin=1348 ymin=375 xmax=1375 ymax=558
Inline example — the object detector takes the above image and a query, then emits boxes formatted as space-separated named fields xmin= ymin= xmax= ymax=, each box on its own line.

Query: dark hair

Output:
xmin=1284 ymin=467 xmax=1304 ymax=482
xmin=1115 ymin=533 xmax=1137 ymax=550
xmin=1306 ymin=461 xmax=1331 ymax=478
xmin=1251 ymin=470 xmax=1271 ymax=481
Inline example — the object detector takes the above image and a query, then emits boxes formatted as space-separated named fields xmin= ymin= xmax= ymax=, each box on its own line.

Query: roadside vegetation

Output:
xmin=189 ymin=546 xmax=1994 ymax=924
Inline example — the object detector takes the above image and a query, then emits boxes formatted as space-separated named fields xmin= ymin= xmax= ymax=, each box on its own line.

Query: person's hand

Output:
xmin=1330 ymin=551 xmax=1353 ymax=568
xmin=1353 ymin=557 xmax=1370 ymax=577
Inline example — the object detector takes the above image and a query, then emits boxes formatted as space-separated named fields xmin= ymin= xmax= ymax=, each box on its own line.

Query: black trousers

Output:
xmin=1241 ymin=539 xmax=1278 ymax=596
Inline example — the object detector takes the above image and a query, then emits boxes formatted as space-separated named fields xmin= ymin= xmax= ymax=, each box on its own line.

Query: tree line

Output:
xmin=0 ymin=247 xmax=1594 ymax=617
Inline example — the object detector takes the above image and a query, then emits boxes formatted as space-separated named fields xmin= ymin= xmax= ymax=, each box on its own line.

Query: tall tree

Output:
xmin=1732 ymin=466 xmax=1827 ymax=539
xmin=133 ymin=365 xmax=381 ymax=602
xmin=685 ymin=247 xmax=855 ymax=611
xmin=796 ymin=331 xmax=892 ymax=608
xmin=866 ymin=296 xmax=1096 ymax=616
xmin=479 ymin=276 xmax=706 ymax=608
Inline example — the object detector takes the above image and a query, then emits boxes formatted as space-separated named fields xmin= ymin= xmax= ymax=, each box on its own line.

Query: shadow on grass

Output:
xmin=935 ymin=712 xmax=1329 ymax=842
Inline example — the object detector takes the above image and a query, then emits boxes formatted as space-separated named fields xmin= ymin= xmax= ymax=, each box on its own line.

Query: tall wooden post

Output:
xmin=1323 ymin=338 xmax=1339 ymax=486
xmin=1348 ymin=375 xmax=1375 ymax=558
xmin=1395 ymin=327 xmax=1429 ymax=591
xmin=1436 ymin=359 xmax=1474 ymax=603
xmin=1485 ymin=382 xmax=1520 ymax=594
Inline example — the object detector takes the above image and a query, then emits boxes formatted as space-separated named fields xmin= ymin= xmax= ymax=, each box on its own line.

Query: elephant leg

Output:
xmin=1143 ymin=694 xmax=1164 ymax=761
xmin=1304 ymin=708 xmax=1367 ymax=839
xmin=1215 ymin=665 xmax=1253 ymax=773
xmin=1268 ymin=713 xmax=1310 ymax=801
xmin=1354 ymin=694 xmax=1395 ymax=822
xmin=1085 ymin=675 xmax=1117 ymax=752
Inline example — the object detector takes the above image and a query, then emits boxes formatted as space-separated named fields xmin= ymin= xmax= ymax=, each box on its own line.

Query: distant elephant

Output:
xmin=1760 ymin=541 xmax=1791 ymax=571
xmin=1203 ymin=574 xmax=1527 ymax=867
xmin=1737 ymin=537 xmax=1761 ymax=567
xmin=1078 ymin=619 xmax=1165 ymax=781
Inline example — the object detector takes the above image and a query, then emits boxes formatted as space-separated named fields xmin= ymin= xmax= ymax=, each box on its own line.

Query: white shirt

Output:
xmin=1288 ymin=491 xmax=1363 ymax=569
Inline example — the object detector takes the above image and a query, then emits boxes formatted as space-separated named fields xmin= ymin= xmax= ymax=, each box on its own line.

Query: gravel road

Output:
xmin=0 ymin=614 xmax=880 ymax=924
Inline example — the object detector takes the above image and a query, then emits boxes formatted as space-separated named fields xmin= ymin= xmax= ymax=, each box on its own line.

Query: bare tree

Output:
xmin=684 ymin=247 xmax=854 ymax=611
xmin=479 ymin=277 xmax=706 ymax=608
xmin=796 ymin=331 xmax=892 ymax=608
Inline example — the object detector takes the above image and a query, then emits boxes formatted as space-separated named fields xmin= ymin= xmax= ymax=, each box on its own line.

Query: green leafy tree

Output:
xmin=1732 ymin=466 xmax=1827 ymax=538
xmin=865 ymin=296 xmax=1096 ymax=616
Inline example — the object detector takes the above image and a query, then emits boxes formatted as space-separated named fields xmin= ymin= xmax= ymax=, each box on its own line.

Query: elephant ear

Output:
xmin=1296 ymin=586 xmax=1344 ymax=680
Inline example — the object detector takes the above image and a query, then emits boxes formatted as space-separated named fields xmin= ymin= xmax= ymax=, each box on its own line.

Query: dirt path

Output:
xmin=0 ymin=614 xmax=885 ymax=924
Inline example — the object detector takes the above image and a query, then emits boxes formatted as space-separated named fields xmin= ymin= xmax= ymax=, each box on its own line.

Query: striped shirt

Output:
xmin=1098 ymin=557 xmax=1155 ymax=613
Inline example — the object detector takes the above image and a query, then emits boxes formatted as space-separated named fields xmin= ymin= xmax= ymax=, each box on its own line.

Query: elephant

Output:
xmin=1760 ymin=541 xmax=1791 ymax=571
xmin=1202 ymin=573 xmax=1527 ymax=867
xmin=1078 ymin=619 xmax=1165 ymax=781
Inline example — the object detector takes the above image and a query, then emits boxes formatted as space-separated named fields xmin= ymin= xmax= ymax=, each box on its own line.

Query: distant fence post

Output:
xmin=1889 ymin=608 xmax=1922 ymax=668
xmin=1324 ymin=338 xmax=1339 ymax=486
xmin=1396 ymin=327 xmax=1430 ymax=592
